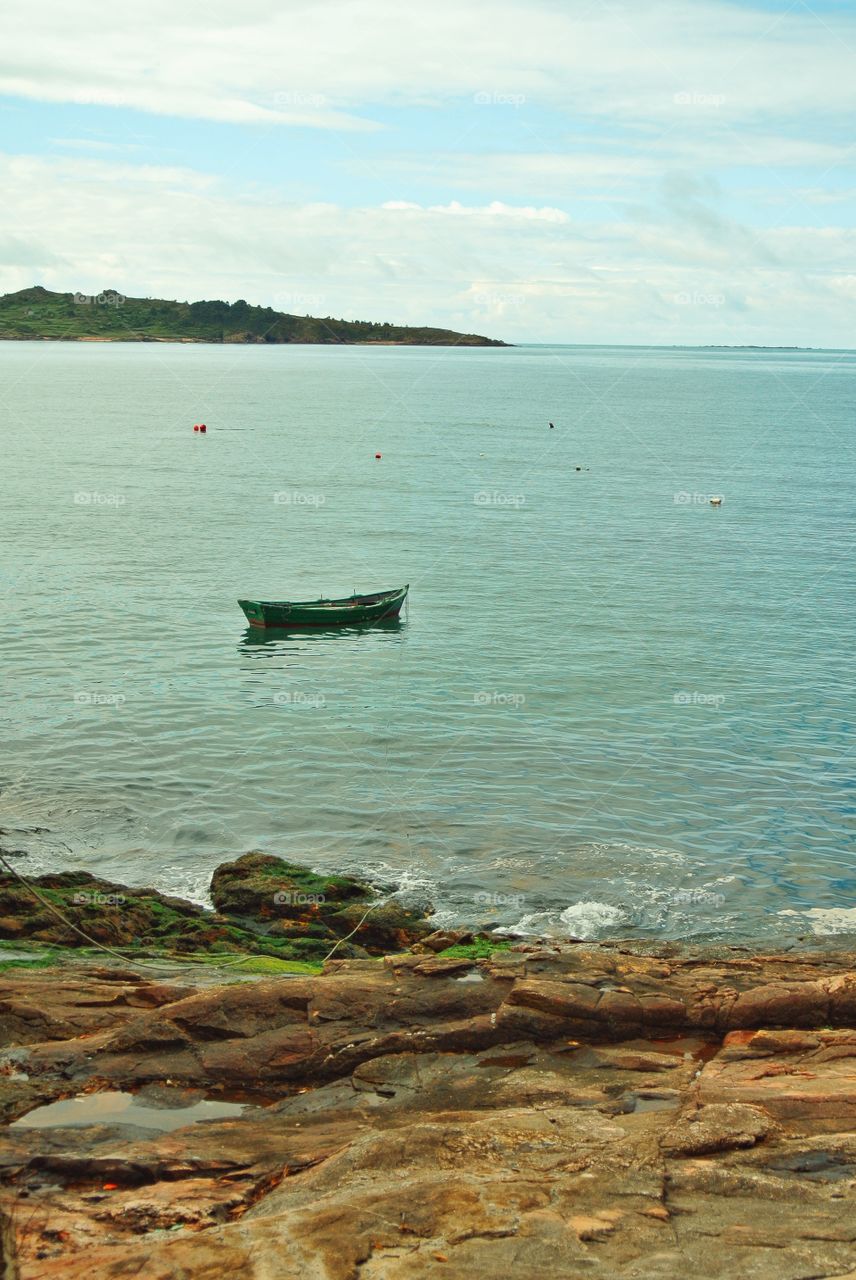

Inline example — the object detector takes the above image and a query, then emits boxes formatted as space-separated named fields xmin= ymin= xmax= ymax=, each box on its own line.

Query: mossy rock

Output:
xmin=438 ymin=937 xmax=514 ymax=960
xmin=267 ymin=919 xmax=334 ymax=941
xmin=328 ymin=902 xmax=433 ymax=951
xmin=210 ymin=853 xmax=374 ymax=921
xmin=0 ymin=871 xmax=207 ymax=950
xmin=1 ymin=856 xmax=435 ymax=964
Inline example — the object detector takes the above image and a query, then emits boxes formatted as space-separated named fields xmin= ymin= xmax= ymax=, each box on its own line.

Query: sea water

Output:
xmin=2 ymin=341 xmax=854 ymax=942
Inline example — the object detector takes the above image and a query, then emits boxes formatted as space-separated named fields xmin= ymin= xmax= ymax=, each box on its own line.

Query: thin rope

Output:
xmin=0 ymin=850 xmax=253 ymax=972
xmin=321 ymin=901 xmax=380 ymax=963
xmin=0 ymin=851 xmax=385 ymax=973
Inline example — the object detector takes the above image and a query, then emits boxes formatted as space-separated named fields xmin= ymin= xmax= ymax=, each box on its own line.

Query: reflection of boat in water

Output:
xmin=238 ymin=585 xmax=408 ymax=630
xmin=241 ymin=616 xmax=404 ymax=645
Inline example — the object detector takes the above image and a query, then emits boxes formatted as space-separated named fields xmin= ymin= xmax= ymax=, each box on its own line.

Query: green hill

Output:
xmin=0 ymin=286 xmax=507 ymax=346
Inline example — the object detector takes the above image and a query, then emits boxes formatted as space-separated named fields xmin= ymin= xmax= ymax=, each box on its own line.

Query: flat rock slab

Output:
xmin=699 ymin=1028 xmax=856 ymax=1124
xmin=2 ymin=944 xmax=856 ymax=1277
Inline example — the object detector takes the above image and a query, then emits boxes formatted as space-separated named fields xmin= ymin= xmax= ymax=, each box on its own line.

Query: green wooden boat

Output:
xmin=238 ymin=585 xmax=408 ymax=629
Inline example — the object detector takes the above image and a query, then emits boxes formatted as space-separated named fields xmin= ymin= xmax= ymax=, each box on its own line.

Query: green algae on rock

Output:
xmin=0 ymin=854 xmax=435 ymax=965
xmin=210 ymin=852 xmax=374 ymax=917
xmin=211 ymin=852 xmax=433 ymax=953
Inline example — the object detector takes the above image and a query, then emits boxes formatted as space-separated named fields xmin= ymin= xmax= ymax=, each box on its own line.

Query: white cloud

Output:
xmin=1 ymin=0 xmax=855 ymax=137
xmin=1 ymin=149 xmax=854 ymax=346
xmin=791 ymin=187 xmax=856 ymax=206
xmin=382 ymin=199 xmax=569 ymax=222
xmin=4 ymin=153 xmax=216 ymax=191
xmin=377 ymin=140 xmax=856 ymax=206
xmin=2 ymin=0 xmax=855 ymax=344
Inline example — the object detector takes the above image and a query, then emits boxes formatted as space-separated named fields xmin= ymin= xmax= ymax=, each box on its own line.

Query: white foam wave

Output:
xmin=493 ymin=911 xmax=554 ymax=938
xmin=579 ymin=841 xmax=688 ymax=864
xmin=779 ymin=907 xmax=856 ymax=936
xmin=354 ymin=859 xmax=440 ymax=916
xmin=559 ymin=900 xmax=628 ymax=939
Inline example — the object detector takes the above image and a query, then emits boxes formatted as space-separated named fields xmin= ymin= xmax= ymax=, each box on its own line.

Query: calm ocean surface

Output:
xmin=2 ymin=341 xmax=854 ymax=943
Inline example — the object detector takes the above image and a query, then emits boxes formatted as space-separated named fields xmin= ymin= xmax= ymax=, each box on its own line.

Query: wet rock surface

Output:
xmin=2 ymin=942 xmax=856 ymax=1277
xmin=0 ymin=854 xmax=434 ymax=964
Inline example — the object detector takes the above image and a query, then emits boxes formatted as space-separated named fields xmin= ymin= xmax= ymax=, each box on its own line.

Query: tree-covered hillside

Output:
xmin=0 ymin=287 xmax=507 ymax=346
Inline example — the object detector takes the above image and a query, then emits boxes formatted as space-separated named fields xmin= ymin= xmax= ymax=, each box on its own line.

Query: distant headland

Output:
xmin=0 ymin=286 xmax=508 ymax=346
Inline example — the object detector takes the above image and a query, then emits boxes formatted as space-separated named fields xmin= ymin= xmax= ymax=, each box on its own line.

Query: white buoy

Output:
xmin=710 ymin=496 xmax=723 ymax=506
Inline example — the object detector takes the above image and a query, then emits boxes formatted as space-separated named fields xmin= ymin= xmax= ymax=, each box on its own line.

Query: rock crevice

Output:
xmin=3 ymin=943 xmax=856 ymax=1277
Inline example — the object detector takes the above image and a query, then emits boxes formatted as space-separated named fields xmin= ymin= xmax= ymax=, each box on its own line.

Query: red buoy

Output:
xmin=193 ymin=424 xmax=200 ymax=432
xmin=375 ymin=452 xmax=381 ymax=459
xmin=199 ymin=424 xmax=207 ymax=434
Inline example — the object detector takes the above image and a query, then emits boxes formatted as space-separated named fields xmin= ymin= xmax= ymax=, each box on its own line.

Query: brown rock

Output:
xmin=569 ymin=1212 xmax=619 ymax=1240
xmin=727 ymin=981 xmax=829 ymax=1029
xmin=421 ymin=929 xmax=474 ymax=953
xmin=661 ymin=1103 xmax=775 ymax=1156
xmin=506 ymin=978 xmax=602 ymax=1021
xmin=412 ymin=957 xmax=475 ymax=976
xmin=6 ymin=942 xmax=856 ymax=1279
xmin=699 ymin=1029 xmax=856 ymax=1122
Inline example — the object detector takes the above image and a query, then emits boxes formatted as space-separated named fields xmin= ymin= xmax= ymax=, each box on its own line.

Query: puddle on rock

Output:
xmin=11 ymin=1091 xmax=252 ymax=1132
xmin=641 ymin=1036 xmax=721 ymax=1063
xmin=477 ymin=1054 xmax=534 ymax=1070
xmin=767 ymin=1151 xmax=856 ymax=1182
xmin=625 ymin=1091 xmax=682 ymax=1113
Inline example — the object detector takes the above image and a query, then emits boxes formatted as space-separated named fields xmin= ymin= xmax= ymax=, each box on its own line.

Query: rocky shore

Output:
xmin=2 ymin=902 xmax=856 ymax=1277
xmin=0 ymin=853 xmax=434 ymax=967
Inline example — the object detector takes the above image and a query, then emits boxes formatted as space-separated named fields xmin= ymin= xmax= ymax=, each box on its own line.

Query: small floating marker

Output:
xmin=549 ymin=421 xmax=555 ymax=429
xmin=710 ymin=495 xmax=723 ymax=506
xmin=193 ymin=424 xmax=200 ymax=432
xmin=575 ymin=466 xmax=582 ymax=472
xmin=199 ymin=424 xmax=207 ymax=434
xmin=375 ymin=452 xmax=381 ymax=459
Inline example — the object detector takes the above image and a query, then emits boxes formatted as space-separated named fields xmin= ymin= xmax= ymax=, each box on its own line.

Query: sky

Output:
xmin=1 ymin=0 xmax=855 ymax=344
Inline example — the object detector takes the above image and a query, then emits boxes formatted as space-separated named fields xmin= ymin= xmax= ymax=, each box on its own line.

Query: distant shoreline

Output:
xmin=0 ymin=334 xmax=508 ymax=347
xmin=0 ymin=286 xmax=508 ymax=347
xmin=1 ymin=335 xmax=845 ymax=352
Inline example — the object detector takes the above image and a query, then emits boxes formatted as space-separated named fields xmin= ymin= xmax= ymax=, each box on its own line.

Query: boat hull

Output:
xmin=238 ymin=586 xmax=408 ymax=629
